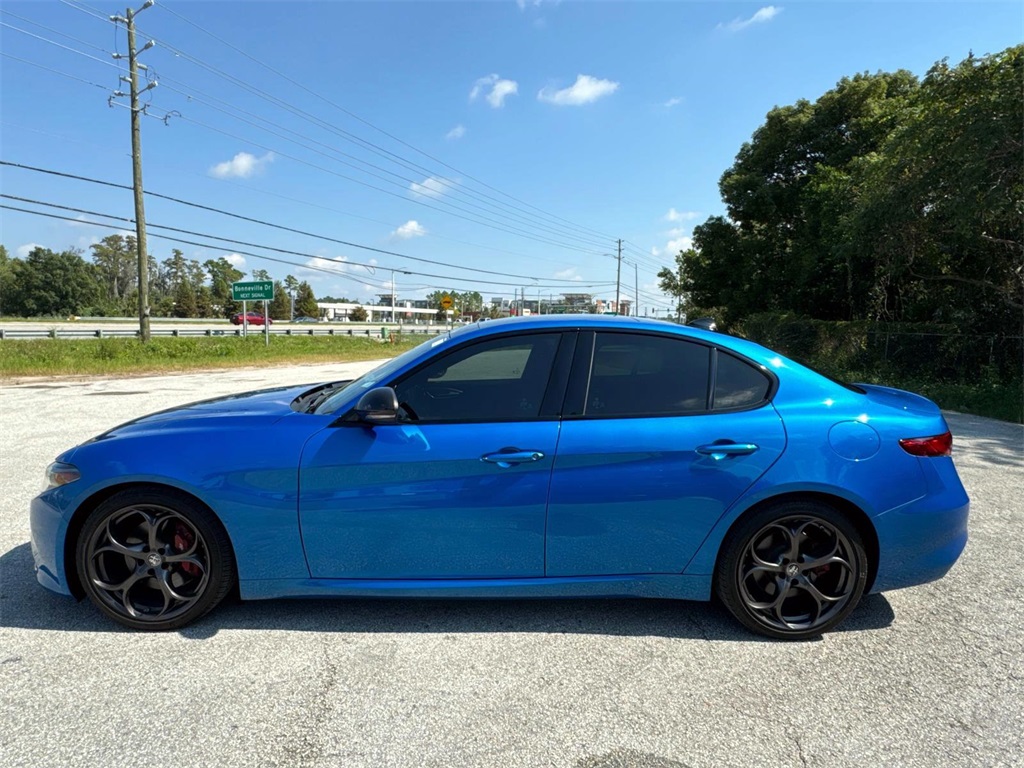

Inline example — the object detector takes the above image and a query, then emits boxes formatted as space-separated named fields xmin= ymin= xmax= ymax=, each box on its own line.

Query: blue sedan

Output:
xmin=30 ymin=316 xmax=969 ymax=638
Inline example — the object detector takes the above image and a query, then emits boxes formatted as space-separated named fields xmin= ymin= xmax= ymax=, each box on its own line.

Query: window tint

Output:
xmin=714 ymin=352 xmax=771 ymax=409
xmin=394 ymin=333 xmax=560 ymax=422
xmin=586 ymin=333 xmax=710 ymax=417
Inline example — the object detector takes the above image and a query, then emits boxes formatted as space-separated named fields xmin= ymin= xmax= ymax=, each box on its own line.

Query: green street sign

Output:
xmin=231 ymin=280 xmax=274 ymax=301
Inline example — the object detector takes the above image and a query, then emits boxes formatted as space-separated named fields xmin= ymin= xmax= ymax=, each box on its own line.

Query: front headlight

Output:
xmin=45 ymin=462 xmax=81 ymax=489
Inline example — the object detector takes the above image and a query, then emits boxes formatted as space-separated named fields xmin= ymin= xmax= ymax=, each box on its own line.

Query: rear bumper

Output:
xmin=29 ymin=492 xmax=73 ymax=596
xmin=870 ymin=459 xmax=969 ymax=593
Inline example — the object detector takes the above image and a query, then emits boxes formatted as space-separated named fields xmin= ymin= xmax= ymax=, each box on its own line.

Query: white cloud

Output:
xmin=208 ymin=151 xmax=274 ymax=179
xmin=67 ymin=214 xmax=92 ymax=228
xmin=665 ymin=208 xmax=701 ymax=223
xmin=663 ymin=97 xmax=682 ymax=108
xmin=538 ymin=74 xmax=619 ymax=106
xmin=718 ymin=6 xmax=782 ymax=32
xmin=553 ymin=267 xmax=582 ymax=281
xmin=16 ymin=242 xmax=44 ymax=258
xmin=392 ymin=220 xmax=427 ymax=239
xmin=222 ymin=253 xmax=246 ymax=269
xmin=446 ymin=124 xmax=466 ymax=140
xmin=665 ymin=235 xmax=694 ymax=254
xmin=410 ymin=176 xmax=451 ymax=198
xmin=516 ymin=0 xmax=559 ymax=10
xmin=470 ymin=74 xmax=519 ymax=108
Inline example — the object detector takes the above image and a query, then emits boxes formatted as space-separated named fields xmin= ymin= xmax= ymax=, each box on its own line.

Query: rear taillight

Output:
xmin=899 ymin=431 xmax=952 ymax=457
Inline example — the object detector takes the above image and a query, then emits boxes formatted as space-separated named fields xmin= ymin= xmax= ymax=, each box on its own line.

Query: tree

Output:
xmin=848 ymin=47 xmax=1023 ymax=327
xmin=5 ymin=247 xmax=101 ymax=317
xmin=250 ymin=268 xmax=271 ymax=281
xmin=91 ymin=235 xmax=138 ymax=304
xmin=283 ymin=274 xmax=300 ymax=319
xmin=677 ymin=47 xmax=1023 ymax=332
xmin=295 ymin=281 xmax=319 ymax=318
xmin=0 ymin=245 xmax=11 ymax=317
xmin=657 ymin=248 xmax=695 ymax=321
xmin=172 ymin=279 xmax=198 ymax=318
xmin=349 ymin=305 xmax=368 ymax=322
xmin=205 ymin=258 xmax=245 ymax=318
xmin=268 ymin=280 xmax=290 ymax=320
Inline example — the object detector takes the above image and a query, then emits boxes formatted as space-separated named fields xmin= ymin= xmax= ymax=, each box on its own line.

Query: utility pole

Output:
xmin=112 ymin=0 xmax=156 ymax=341
xmin=615 ymin=239 xmax=623 ymax=315
xmin=634 ymin=262 xmax=639 ymax=317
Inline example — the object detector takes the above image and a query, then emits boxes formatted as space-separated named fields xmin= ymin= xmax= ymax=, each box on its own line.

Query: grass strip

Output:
xmin=0 ymin=335 xmax=431 ymax=378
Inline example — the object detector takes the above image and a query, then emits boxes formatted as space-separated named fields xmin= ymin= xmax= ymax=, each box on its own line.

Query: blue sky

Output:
xmin=1 ymin=0 xmax=1020 ymax=313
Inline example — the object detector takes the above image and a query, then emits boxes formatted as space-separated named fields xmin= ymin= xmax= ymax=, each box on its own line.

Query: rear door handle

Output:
xmin=481 ymin=449 xmax=545 ymax=468
xmin=696 ymin=443 xmax=759 ymax=460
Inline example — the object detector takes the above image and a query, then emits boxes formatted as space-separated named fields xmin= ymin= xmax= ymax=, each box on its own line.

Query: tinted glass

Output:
xmin=714 ymin=352 xmax=771 ymax=409
xmin=394 ymin=333 xmax=560 ymax=422
xmin=586 ymin=333 xmax=710 ymax=417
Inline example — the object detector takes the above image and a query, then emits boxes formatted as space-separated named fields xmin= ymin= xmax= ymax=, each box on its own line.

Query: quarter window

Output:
xmin=713 ymin=352 xmax=771 ymax=409
xmin=585 ymin=333 xmax=710 ymax=417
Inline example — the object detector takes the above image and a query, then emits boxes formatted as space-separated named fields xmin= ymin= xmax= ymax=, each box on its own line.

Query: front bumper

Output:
xmin=30 ymin=491 xmax=73 ymax=596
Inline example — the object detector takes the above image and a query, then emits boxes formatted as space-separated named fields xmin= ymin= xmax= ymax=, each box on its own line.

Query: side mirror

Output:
xmin=353 ymin=386 xmax=400 ymax=425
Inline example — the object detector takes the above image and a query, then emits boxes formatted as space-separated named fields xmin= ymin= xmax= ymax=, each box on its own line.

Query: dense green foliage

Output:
xmin=734 ymin=312 xmax=1023 ymax=423
xmin=0 ymin=236 xmax=320 ymax=320
xmin=658 ymin=47 xmax=1022 ymax=421
xmin=661 ymin=47 xmax=1022 ymax=332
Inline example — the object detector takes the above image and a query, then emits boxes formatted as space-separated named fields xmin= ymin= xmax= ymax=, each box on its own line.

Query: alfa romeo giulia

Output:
xmin=30 ymin=315 xmax=969 ymax=639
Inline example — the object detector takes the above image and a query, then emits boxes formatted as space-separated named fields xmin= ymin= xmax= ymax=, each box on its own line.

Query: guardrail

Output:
xmin=0 ymin=326 xmax=443 ymax=340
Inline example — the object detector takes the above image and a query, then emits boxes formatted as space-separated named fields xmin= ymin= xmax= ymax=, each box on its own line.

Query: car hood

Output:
xmin=85 ymin=383 xmax=325 ymax=441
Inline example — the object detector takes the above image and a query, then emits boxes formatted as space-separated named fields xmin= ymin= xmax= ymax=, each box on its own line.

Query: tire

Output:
xmin=715 ymin=501 xmax=868 ymax=640
xmin=75 ymin=488 xmax=236 ymax=631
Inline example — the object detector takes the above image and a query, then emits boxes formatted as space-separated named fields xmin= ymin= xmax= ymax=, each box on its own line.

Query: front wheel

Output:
xmin=715 ymin=502 xmax=868 ymax=640
xmin=76 ymin=489 xmax=235 ymax=631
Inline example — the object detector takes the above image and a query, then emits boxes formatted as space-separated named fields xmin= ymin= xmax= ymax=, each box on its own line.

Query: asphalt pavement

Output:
xmin=1 ymin=363 xmax=1021 ymax=768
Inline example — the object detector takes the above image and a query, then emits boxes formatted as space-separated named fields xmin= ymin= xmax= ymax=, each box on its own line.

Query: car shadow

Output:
xmin=1 ymin=542 xmax=894 ymax=641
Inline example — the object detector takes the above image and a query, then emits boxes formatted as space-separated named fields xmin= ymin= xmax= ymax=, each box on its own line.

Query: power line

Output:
xmin=152 ymin=0 xmax=619 ymax=245
xmin=0 ymin=169 xmax=610 ymax=286
xmin=2 ymin=203 xmax=618 ymax=294
xmin=3 ymin=21 xmax=624 ymax=258
xmin=0 ymin=52 xmax=110 ymax=91
xmin=153 ymin=77 xmax=613 ymax=251
xmin=0 ymin=21 xmax=611 ymax=256
xmin=2 ymin=193 xmax=615 ymax=288
xmin=57 ymin=0 xmax=617 ymax=247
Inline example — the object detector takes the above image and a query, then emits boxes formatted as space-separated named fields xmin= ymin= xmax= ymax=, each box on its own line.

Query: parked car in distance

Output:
xmin=230 ymin=312 xmax=271 ymax=326
xmin=30 ymin=315 xmax=968 ymax=639
xmin=292 ymin=316 xmax=320 ymax=323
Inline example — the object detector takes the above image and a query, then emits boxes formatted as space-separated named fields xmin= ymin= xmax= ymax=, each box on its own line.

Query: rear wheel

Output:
xmin=715 ymin=501 xmax=868 ymax=640
xmin=76 ymin=489 xmax=235 ymax=631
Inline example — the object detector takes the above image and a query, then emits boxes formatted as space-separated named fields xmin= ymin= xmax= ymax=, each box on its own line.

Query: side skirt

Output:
xmin=239 ymin=574 xmax=713 ymax=602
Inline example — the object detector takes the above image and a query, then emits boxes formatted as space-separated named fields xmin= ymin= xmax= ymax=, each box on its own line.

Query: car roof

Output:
xmin=447 ymin=314 xmax=783 ymax=371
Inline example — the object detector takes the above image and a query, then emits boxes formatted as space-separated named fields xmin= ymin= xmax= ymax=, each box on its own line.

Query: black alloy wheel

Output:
xmin=76 ymin=489 xmax=235 ymax=631
xmin=716 ymin=502 xmax=868 ymax=640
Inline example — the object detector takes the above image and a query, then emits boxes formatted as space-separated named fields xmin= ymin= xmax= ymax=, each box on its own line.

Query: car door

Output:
xmin=545 ymin=330 xmax=787 ymax=576
xmin=299 ymin=330 xmax=575 ymax=579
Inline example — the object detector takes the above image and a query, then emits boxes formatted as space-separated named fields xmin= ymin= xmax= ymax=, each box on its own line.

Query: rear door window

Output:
xmin=585 ymin=333 xmax=710 ymax=417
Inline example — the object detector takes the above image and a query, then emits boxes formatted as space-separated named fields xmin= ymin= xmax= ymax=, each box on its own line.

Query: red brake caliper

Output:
xmin=173 ymin=524 xmax=200 ymax=576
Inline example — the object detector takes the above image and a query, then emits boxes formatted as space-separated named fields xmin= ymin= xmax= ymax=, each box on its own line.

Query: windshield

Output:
xmin=314 ymin=334 xmax=449 ymax=415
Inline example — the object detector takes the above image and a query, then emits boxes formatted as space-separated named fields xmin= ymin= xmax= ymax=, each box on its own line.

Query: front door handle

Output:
xmin=696 ymin=442 xmax=759 ymax=460
xmin=481 ymin=449 xmax=545 ymax=468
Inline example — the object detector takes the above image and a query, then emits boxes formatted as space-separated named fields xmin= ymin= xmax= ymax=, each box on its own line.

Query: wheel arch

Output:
xmin=63 ymin=481 xmax=238 ymax=600
xmin=712 ymin=490 xmax=880 ymax=593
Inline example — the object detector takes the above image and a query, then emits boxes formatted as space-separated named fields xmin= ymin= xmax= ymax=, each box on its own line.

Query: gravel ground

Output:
xmin=1 ymin=363 xmax=1021 ymax=768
